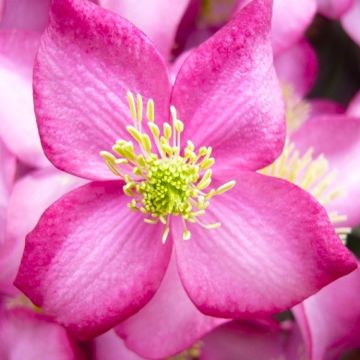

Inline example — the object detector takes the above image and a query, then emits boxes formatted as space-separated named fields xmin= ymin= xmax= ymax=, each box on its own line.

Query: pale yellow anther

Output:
xmin=136 ymin=94 xmax=143 ymax=123
xmin=183 ymin=229 xmax=191 ymax=240
xmin=216 ymin=180 xmax=236 ymax=195
xmin=164 ymin=123 xmax=172 ymax=139
xmin=146 ymin=99 xmax=155 ymax=122
xmin=126 ymin=126 xmax=143 ymax=144
xmin=200 ymin=158 xmax=215 ymax=170
xmin=148 ymin=122 xmax=160 ymax=139
xmin=127 ymin=91 xmax=137 ymax=122
xmin=175 ymin=119 xmax=184 ymax=133
xmin=141 ymin=134 xmax=152 ymax=153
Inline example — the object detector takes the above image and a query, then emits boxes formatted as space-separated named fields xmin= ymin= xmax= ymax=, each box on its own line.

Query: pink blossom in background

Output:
xmin=341 ymin=0 xmax=360 ymax=46
xmin=0 ymin=138 xmax=15 ymax=244
xmin=293 ymin=264 xmax=360 ymax=360
xmin=0 ymin=169 xmax=84 ymax=296
xmin=0 ymin=305 xmax=80 ymax=360
xmin=13 ymin=3 xmax=357 ymax=359
xmin=200 ymin=320 xmax=306 ymax=360
xmin=316 ymin=0 xmax=354 ymax=19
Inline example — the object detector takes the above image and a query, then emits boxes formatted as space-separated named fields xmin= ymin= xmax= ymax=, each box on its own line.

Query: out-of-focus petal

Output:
xmin=173 ymin=171 xmax=356 ymax=318
xmin=0 ymin=138 xmax=15 ymax=244
xmin=172 ymin=0 xmax=285 ymax=172
xmin=347 ymin=90 xmax=360 ymax=117
xmin=272 ymin=0 xmax=316 ymax=55
xmin=0 ymin=30 xmax=49 ymax=167
xmin=116 ymin=255 xmax=224 ymax=359
xmin=341 ymin=0 xmax=360 ymax=46
xmin=317 ymin=0 xmax=354 ymax=18
xmin=293 ymin=265 xmax=360 ymax=360
xmin=93 ymin=330 xmax=145 ymax=360
xmin=292 ymin=115 xmax=360 ymax=227
xmin=99 ymin=0 xmax=191 ymax=59
xmin=0 ymin=307 xmax=78 ymax=360
xmin=200 ymin=321 xmax=288 ymax=360
xmin=275 ymin=39 xmax=318 ymax=97
xmin=0 ymin=168 xmax=84 ymax=295
xmin=309 ymin=99 xmax=345 ymax=117
xmin=34 ymin=0 xmax=171 ymax=180
xmin=0 ymin=0 xmax=51 ymax=31
xmin=15 ymin=181 xmax=172 ymax=339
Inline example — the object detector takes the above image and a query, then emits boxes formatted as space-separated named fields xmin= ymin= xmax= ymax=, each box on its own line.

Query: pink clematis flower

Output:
xmin=200 ymin=319 xmax=306 ymax=360
xmin=271 ymin=0 xmax=317 ymax=55
xmin=15 ymin=0 xmax=356 ymax=347
xmin=0 ymin=138 xmax=15 ymax=244
xmin=0 ymin=168 xmax=84 ymax=296
xmin=316 ymin=0 xmax=354 ymax=19
xmin=0 ymin=302 xmax=81 ymax=360
xmin=341 ymin=0 xmax=360 ymax=46
xmin=293 ymin=263 xmax=360 ymax=360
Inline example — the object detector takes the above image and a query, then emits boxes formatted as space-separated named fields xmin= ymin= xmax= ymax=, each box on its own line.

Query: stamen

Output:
xmin=260 ymin=140 xmax=351 ymax=243
xmin=101 ymin=91 xmax=236 ymax=243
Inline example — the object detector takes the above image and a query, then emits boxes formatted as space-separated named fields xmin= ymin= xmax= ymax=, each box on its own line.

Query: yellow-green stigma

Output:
xmin=100 ymin=92 xmax=235 ymax=243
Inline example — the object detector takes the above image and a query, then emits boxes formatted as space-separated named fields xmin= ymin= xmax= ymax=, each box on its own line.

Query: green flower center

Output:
xmin=100 ymin=92 xmax=235 ymax=242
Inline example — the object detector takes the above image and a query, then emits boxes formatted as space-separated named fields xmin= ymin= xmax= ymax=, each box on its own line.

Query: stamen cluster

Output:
xmin=101 ymin=92 xmax=235 ymax=242
xmin=260 ymin=141 xmax=351 ymax=242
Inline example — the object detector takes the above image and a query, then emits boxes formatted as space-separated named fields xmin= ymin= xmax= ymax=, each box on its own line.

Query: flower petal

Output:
xmin=116 ymin=254 xmax=224 ymax=359
xmin=93 ymin=330 xmax=145 ymax=360
xmin=171 ymin=0 xmax=285 ymax=172
xmin=173 ymin=171 xmax=357 ymax=318
xmin=272 ymin=0 xmax=316 ymax=55
xmin=292 ymin=115 xmax=360 ymax=227
xmin=0 ymin=168 xmax=84 ymax=295
xmin=274 ymin=39 xmax=318 ymax=97
xmin=341 ymin=0 xmax=360 ymax=46
xmin=317 ymin=0 xmax=354 ymax=19
xmin=309 ymin=99 xmax=345 ymax=117
xmin=200 ymin=321 xmax=288 ymax=360
xmin=98 ymin=0 xmax=191 ymax=59
xmin=15 ymin=181 xmax=172 ymax=338
xmin=0 ymin=30 xmax=49 ymax=167
xmin=0 ymin=0 xmax=50 ymax=31
xmin=0 ymin=138 xmax=15 ymax=244
xmin=34 ymin=0 xmax=171 ymax=180
xmin=347 ymin=89 xmax=360 ymax=117
xmin=0 ymin=307 xmax=78 ymax=360
xmin=293 ymin=265 xmax=360 ymax=360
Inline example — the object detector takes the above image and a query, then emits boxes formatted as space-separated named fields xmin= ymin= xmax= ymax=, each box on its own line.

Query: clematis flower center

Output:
xmin=260 ymin=141 xmax=351 ymax=242
xmin=100 ymin=92 xmax=235 ymax=243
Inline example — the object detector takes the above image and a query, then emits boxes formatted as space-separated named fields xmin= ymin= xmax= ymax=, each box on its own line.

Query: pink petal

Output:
xmin=272 ymin=0 xmax=316 ymax=55
xmin=98 ymin=0 xmax=191 ymax=60
xmin=116 ymin=254 xmax=224 ymax=359
xmin=317 ymin=0 xmax=354 ymax=19
xmin=293 ymin=265 xmax=360 ymax=360
xmin=34 ymin=0 xmax=171 ymax=180
xmin=0 ymin=0 xmax=50 ymax=31
xmin=274 ymin=39 xmax=318 ymax=97
xmin=341 ymin=0 xmax=360 ymax=46
xmin=200 ymin=321 xmax=288 ymax=360
xmin=0 ymin=307 xmax=78 ymax=360
xmin=0 ymin=138 xmax=15 ymax=244
xmin=0 ymin=168 xmax=84 ymax=295
xmin=0 ymin=30 xmax=49 ymax=167
xmin=292 ymin=115 xmax=360 ymax=227
xmin=309 ymin=99 xmax=345 ymax=117
xmin=171 ymin=0 xmax=285 ymax=172
xmin=93 ymin=330 xmax=145 ymax=360
xmin=173 ymin=171 xmax=357 ymax=318
xmin=347 ymin=89 xmax=360 ymax=117
xmin=15 ymin=181 xmax=172 ymax=338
